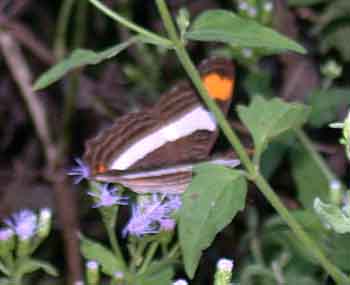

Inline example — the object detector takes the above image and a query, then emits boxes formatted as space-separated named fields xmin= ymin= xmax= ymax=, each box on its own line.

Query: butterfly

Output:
xmin=82 ymin=57 xmax=239 ymax=194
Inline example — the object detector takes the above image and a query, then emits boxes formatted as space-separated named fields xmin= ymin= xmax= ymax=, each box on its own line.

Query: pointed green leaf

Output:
xmin=0 ymin=262 xmax=9 ymax=276
xmin=185 ymin=10 xmax=306 ymax=54
xmin=33 ymin=37 xmax=138 ymax=91
xmin=290 ymin=142 xmax=329 ymax=209
xmin=237 ymin=96 xmax=309 ymax=158
xmin=179 ymin=164 xmax=247 ymax=278
xmin=80 ymin=235 xmax=123 ymax=276
xmin=15 ymin=259 xmax=58 ymax=277
xmin=314 ymin=198 xmax=350 ymax=234
xmin=308 ymin=88 xmax=350 ymax=128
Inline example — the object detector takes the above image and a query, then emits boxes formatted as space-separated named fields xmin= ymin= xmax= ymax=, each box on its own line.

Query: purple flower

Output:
xmin=68 ymin=158 xmax=90 ymax=184
xmin=159 ymin=218 xmax=176 ymax=231
xmin=123 ymin=194 xmax=182 ymax=237
xmin=0 ymin=228 xmax=14 ymax=241
xmin=5 ymin=210 xmax=37 ymax=240
xmin=87 ymin=184 xmax=128 ymax=208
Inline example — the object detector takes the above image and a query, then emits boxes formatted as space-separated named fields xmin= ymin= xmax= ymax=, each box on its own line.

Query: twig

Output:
xmin=0 ymin=31 xmax=56 ymax=164
xmin=0 ymin=31 xmax=82 ymax=284
xmin=0 ymin=18 xmax=56 ymax=65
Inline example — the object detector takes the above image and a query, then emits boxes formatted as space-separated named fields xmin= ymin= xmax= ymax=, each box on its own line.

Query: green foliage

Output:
xmin=308 ymin=88 xmax=350 ymax=128
xmin=14 ymin=259 xmax=58 ymax=277
xmin=290 ymin=142 xmax=329 ymax=209
xmin=243 ymin=70 xmax=273 ymax=98
xmin=80 ymin=235 xmax=124 ymax=276
xmin=185 ymin=10 xmax=306 ymax=54
xmin=287 ymin=0 xmax=327 ymax=6
xmin=317 ymin=0 xmax=350 ymax=61
xmin=179 ymin=164 xmax=247 ymax=278
xmin=135 ymin=261 xmax=174 ymax=285
xmin=33 ymin=38 xmax=138 ymax=90
xmin=263 ymin=210 xmax=350 ymax=272
xmin=314 ymin=198 xmax=350 ymax=234
xmin=237 ymin=96 xmax=310 ymax=160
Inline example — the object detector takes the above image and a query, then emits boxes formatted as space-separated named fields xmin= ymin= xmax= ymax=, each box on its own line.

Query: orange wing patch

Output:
xmin=96 ymin=163 xmax=107 ymax=174
xmin=203 ymin=73 xmax=234 ymax=101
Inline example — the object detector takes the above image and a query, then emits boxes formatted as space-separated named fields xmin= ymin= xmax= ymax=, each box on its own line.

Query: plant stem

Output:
xmin=155 ymin=0 xmax=350 ymax=283
xmin=295 ymin=129 xmax=337 ymax=182
xmin=138 ymin=242 xmax=159 ymax=274
xmin=87 ymin=0 xmax=172 ymax=47
xmin=106 ymin=225 xmax=126 ymax=270
xmin=54 ymin=0 xmax=75 ymax=59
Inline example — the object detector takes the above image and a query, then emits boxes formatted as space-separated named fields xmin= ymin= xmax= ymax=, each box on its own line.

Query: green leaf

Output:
xmin=243 ymin=70 xmax=273 ymax=98
xmin=237 ymin=96 xmax=310 ymax=159
xmin=179 ymin=164 xmax=247 ymax=278
xmin=0 ymin=278 xmax=9 ymax=285
xmin=321 ymin=24 xmax=350 ymax=62
xmin=15 ymin=259 xmax=58 ymax=277
xmin=308 ymin=88 xmax=350 ymax=127
xmin=290 ymin=142 xmax=329 ymax=209
xmin=288 ymin=0 xmax=327 ymax=6
xmin=33 ymin=37 xmax=138 ymax=91
xmin=135 ymin=261 xmax=174 ymax=285
xmin=185 ymin=10 xmax=306 ymax=54
xmin=0 ymin=262 xmax=9 ymax=276
xmin=314 ymin=198 xmax=350 ymax=234
xmin=80 ymin=235 xmax=124 ymax=276
xmin=263 ymin=210 xmax=350 ymax=271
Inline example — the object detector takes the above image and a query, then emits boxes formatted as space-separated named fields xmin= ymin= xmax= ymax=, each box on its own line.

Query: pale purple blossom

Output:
xmin=159 ymin=218 xmax=176 ymax=231
xmin=114 ymin=271 xmax=124 ymax=280
xmin=123 ymin=194 xmax=182 ymax=237
xmin=217 ymin=258 xmax=234 ymax=272
xmin=5 ymin=210 xmax=37 ymax=240
xmin=86 ymin=260 xmax=98 ymax=270
xmin=0 ymin=228 xmax=14 ymax=241
xmin=68 ymin=158 xmax=90 ymax=184
xmin=173 ymin=279 xmax=188 ymax=285
xmin=87 ymin=184 xmax=128 ymax=208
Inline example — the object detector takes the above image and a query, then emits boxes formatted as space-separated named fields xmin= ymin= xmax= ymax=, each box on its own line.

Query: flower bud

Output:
xmin=260 ymin=1 xmax=273 ymax=25
xmin=173 ymin=279 xmax=188 ymax=285
xmin=321 ymin=60 xmax=343 ymax=80
xmin=214 ymin=258 xmax=234 ymax=285
xmin=37 ymin=208 xmax=52 ymax=240
xmin=86 ymin=260 xmax=99 ymax=285
xmin=110 ymin=271 xmax=124 ymax=285
xmin=329 ymin=180 xmax=343 ymax=205
xmin=176 ymin=8 xmax=190 ymax=38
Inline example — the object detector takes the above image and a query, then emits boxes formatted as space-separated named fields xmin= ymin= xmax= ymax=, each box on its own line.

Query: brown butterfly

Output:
xmin=80 ymin=58 xmax=239 ymax=193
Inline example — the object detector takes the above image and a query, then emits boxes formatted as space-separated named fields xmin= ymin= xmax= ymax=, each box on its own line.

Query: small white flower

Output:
xmin=217 ymin=258 xmax=234 ymax=272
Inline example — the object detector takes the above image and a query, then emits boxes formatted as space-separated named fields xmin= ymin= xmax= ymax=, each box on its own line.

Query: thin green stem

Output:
xmin=87 ymin=0 xmax=172 ymax=47
xmin=60 ymin=0 xmax=88 ymax=156
xmin=155 ymin=1 xmax=350 ymax=283
xmin=295 ymin=129 xmax=338 ymax=182
xmin=54 ymin=0 xmax=75 ymax=59
xmin=138 ymin=242 xmax=159 ymax=274
xmin=106 ymin=225 xmax=126 ymax=270
xmin=295 ymin=129 xmax=337 ymax=182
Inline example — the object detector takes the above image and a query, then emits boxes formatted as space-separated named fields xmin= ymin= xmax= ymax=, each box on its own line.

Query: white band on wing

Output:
xmin=109 ymin=106 xmax=217 ymax=170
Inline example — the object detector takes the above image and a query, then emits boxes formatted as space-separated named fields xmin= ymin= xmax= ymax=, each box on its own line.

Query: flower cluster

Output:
xmin=0 ymin=208 xmax=53 ymax=264
xmin=87 ymin=184 xmax=128 ymax=208
xmin=123 ymin=194 xmax=182 ymax=237
xmin=5 ymin=209 xmax=38 ymax=240
xmin=69 ymin=158 xmax=183 ymax=237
